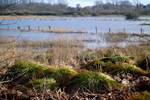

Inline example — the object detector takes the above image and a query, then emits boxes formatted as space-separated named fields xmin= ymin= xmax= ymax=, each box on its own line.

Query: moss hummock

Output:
xmin=49 ymin=67 xmax=78 ymax=87
xmin=68 ymin=71 xmax=120 ymax=92
xmin=83 ymin=55 xmax=146 ymax=75
xmin=3 ymin=61 xmax=49 ymax=84
xmin=3 ymin=61 xmax=78 ymax=88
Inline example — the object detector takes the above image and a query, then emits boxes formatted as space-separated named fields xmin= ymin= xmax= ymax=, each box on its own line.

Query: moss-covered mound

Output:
xmin=3 ymin=61 xmax=78 ymax=90
xmin=3 ymin=61 xmax=49 ymax=84
xmin=30 ymin=78 xmax=58 ymax=91
xmin=100 ymin=55 xmax=133 ymax=64
xmin=83 ymin=55 xmax=146 ymax=75
xmin=104 ymin=63 xmax=146 ymax=75
xmin=49 ymin=67 xmax=78 ymax=86
xmin=68 ymin=71 xmax=120 ymax=92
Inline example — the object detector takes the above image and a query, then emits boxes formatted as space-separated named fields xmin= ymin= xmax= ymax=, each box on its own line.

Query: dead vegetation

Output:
xmin=0 ymin=37 xmax=150 ymax=100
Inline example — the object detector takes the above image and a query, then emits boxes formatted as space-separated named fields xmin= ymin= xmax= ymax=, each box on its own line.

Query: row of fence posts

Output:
xmin=94 ymin=26 xmax=145 ymax=48
xmin=6 ymin=25 xmax=145 ymax=34
xmin=6 ymin=25 xmax=52 ymax=32
xmin=95 ymin=26 xmax=144 ymax=34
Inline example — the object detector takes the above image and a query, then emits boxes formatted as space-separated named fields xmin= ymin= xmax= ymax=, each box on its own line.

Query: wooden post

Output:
xmin=140 ymin=28 xmax=143 ymax=34
xmin=109 ymin=28 xmax=111 ymax=33
xmin=28 ymin=26 xmax=31 ymax=31
xmin=95 ymin=26 xmax=99 ymax=48
xmin=17 ymin=26 xmax=20 ymax=30
xmin=49 ymin=26 xmax=51 ymax=31
xmin=95 ymin=26 xmax=98 ymax=34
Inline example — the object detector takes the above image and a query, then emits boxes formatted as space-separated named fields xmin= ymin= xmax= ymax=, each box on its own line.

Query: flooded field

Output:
xmin=0 ymin=16 xmax=150 ymax=48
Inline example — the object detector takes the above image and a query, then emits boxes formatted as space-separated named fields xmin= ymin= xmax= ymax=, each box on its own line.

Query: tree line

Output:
xmin=0 ymin=0 xmax=150 ymax=16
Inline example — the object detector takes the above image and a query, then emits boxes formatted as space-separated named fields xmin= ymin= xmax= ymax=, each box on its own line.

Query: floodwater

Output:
xmin=0 ymin=16 xmax=150 ymax=48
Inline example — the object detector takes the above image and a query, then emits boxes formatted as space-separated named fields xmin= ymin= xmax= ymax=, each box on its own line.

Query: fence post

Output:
xmin=49 ymin=26 xmax=51 ymax=31
xmin=28 ymin=26 xmax=31 ymax=31
xmin=17 ymin=26 xmax=20 ymax=30
xmin=140 ymin=28 xmax=143 ymax=34
xmin=95 ymin=26 xmax=98 ymax=34
xmin=109 ymin=28 xmax=111 ymax=33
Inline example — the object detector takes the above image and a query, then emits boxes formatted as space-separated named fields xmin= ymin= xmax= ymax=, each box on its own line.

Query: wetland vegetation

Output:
xmin=0 ymin=0 xmax=150 ymax=100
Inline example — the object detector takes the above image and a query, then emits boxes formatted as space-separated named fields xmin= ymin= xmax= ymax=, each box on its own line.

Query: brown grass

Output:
xmin=0 ymin=35 xmax=150 ymax=100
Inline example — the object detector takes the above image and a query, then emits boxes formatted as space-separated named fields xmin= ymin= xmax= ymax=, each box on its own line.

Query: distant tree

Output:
xmin=111 ymin=0 xmax=120 ymax=5
xmin=57 ymin=0 xmax=67 ymax=5
xmin=119 ymin=0 xmax=132 ymax=6
xmin=133 ymin=0 xmax=140 ymax=5
xmin=95 ymin=0 xmax=103 ymax=6
xmin=76 ymin=4 xmax=81 ymax=11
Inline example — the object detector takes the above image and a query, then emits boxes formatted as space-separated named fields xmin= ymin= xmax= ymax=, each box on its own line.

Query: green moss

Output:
xmin=110 ymin=55 xmax=130 ymax=64
xmin=83 ymin=57 xmax=146 ymax=75
xmin=5 ymin=61 xmax=78 ymax=88
xmin=83 ymin=55 xmax=131 ymax=71
xmin=50 ymin=67 xmax=78 ymax=86
xmin=104 ymin=63 xmax=146 ymax=75
xmin=5 ymin=61 xmax=49 ymax=84
xmin=31 ymin=78 xmax=58 ymax=91
xmin=68 ymin=71 xmax=120 ymax=92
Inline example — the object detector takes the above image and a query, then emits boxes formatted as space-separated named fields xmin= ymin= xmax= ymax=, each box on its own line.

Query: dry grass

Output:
xmin=0 ymin=35 xmax=150 ymax=100
xmin=0 ymin=37 xmax=84 ymax=73
xmin=0 ymin=15 xmax=57 ymax=20
xmin=105 ymin=32 xmax=128 ymax=43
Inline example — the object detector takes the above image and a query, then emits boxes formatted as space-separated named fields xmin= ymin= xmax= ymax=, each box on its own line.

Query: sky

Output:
xmin=44 ymin=0 xmax=150 ymax=7
xmin=65 ymin=0 xmax=150 ymax=7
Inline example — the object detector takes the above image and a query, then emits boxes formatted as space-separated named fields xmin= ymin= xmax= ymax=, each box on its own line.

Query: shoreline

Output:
xmin=0 ymin=15 xmax=150 ymax=20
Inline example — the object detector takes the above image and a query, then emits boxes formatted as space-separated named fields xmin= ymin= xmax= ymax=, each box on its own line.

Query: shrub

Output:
xmin=68 ymin=71 xmax=120 ymax=92
xmin=110 ymin=55 xmax=130 ymax=64
xmin=125 ymin=13 xmax=139 ymax=20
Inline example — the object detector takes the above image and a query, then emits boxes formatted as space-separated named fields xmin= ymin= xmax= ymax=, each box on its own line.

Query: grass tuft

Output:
xmin=49 ymin=67 xmax=78 ymax=86
xmin=3 ymin=61 xmax=49 ymax=84
xmin=68 ymin=71 xmax=120 ymax=92
xmin=83 ymin=55 xmax=146 ymax=75
xmin=31 ymin=78 xmax=58 ymax=91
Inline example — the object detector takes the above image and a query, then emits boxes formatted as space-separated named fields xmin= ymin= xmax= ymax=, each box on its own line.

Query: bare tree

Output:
xmin=95 ymin=0 xmax=104 ymax=6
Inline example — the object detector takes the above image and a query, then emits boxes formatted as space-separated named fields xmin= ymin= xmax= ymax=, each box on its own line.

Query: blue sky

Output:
xmin=66 ymin=0 xmax=150 ymax=7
